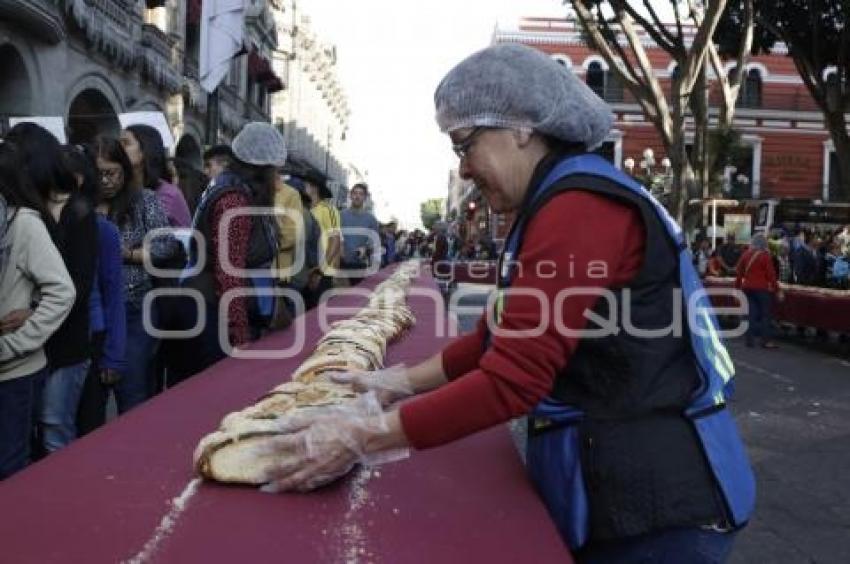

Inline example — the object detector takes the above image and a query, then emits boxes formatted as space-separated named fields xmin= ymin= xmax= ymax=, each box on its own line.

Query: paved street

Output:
xmin=450 ymin=283 xmax=850 ymax=563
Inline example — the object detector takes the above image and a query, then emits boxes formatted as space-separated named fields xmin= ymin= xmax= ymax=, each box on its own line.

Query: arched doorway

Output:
xmin=0 ymin=44 xmax=32 ymax=135
xmin=67 ymin=89 xmax=120 ymax=144
xmin=175 ymin=133 xmax=202 ymax=169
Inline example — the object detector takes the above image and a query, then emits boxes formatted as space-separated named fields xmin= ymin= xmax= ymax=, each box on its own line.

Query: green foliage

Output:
xmin=420 ymin=198 xmax=445 ymax=230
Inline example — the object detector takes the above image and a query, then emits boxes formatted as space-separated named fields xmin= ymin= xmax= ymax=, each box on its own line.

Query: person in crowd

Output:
xmin=272 ymin=170 xmax=304 ymax=324
xmin=773 ymin=242 xmax=793 ymax=284
xmin=121 ymin=125 xmax=191 ymax=229
xmin=694 ymin=237 xmax=712 ymax=277
xmin=302 ymin=171 xmax=341 ymax=307
xmin=0 ymin=143 xmax=75 ymax=478
xmin=395 ymin=229 xmax=409 ymax=260
xmin=257 ymin=44 xmax=754 ymax=562
xmin=826 ymin=241 xmax=849 ymax=288
xmin=92 ymin=136 xmax=180 ymax=413
xmin=122 ymin=126 xmax=191 ymax=395
xmin=717 ymin=232 xmax=741 ymax=276
xmin=203 ymin=144 xmax=233 ymax=186
xmin=6 ymin=123 xmax=97 ymax=454
xmin=814 ymin=236 xmax=830 ymax=287
xmin=381 ymin=222 xmax=397 ymax=266
xmin=175 ymin=124 xmax=278 ymax=382
xmin=228 ymin=124 xmax=284 ymax=337
xmin=172 ymin=156 xmax=206 ymax=215
xmin=340 ymin=183 xmax=380 ymax=285
xmin=836 ymin=224 xmax=850 ymax=256
xmin=707 ymin=250 xmax=724 ymax=277
xmin=736 ymin=234 xmax=782 ymax=349
xmin=431 ymin=221 xmax=449 ymax=272
xmin=285 ymin=176 xmax=322 ymax=311
xmin=790 ymin=229 xmax=817 ymax=285
xmin=60 ymin=145 xmax=126 ymax=436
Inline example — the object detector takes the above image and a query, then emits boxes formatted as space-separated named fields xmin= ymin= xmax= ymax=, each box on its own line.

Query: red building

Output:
xmin=494 ymin=17 xmax=840 ymax=203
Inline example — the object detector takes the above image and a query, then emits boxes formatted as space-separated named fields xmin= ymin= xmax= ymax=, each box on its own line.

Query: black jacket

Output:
xmin=46 ymin=194 xmax=97 ymax=368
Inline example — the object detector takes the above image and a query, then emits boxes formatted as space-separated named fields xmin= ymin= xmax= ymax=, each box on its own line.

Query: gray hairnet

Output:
xmin=434 ymin=43 xmax=614 ymax=149
xmin=232 ymin=122 xmax=287 ymax=167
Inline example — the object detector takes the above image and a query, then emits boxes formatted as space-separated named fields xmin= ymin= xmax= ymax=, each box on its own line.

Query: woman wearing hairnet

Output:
xmin=259 ymin=44 xmax=754 ymax=562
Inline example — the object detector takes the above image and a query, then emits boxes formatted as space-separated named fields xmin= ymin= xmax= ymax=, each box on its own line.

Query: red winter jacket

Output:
xmin=400 ymin=190 xmax=645 ymax=449
xmin=735 ymin=248 xmax=778 ymax=293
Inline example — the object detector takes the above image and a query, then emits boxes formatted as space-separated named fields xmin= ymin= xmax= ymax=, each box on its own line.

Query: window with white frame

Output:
xmin=586 ymin=61 xmax=623 ymax=103
xmin=733 ymin=68 xmax=763 ymax=108
xmin=724 ymin=136 xmax=762 ymax=199
xmin=823 ymin=140 xmax=840 ymax=201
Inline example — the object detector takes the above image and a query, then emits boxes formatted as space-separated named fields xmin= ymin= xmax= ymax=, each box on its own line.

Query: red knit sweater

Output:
xmin=400 ymin=191 xmax=646 ymax=449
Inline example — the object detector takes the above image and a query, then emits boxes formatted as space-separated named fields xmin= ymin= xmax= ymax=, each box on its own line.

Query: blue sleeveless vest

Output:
xmin=490 ymin=154 xmax=755 ymax=549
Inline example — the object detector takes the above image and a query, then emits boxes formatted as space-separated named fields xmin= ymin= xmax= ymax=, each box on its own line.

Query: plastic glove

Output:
xmin=256 ymin=392 xmax=409 ymax=493
xmin=331 ymin=365 xmax=413 ymax=407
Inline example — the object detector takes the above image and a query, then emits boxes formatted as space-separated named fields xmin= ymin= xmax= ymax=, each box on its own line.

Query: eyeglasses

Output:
xmin=99 ymin=168 xmax=123 ymax=183
xmin=451 ymin=127 xmax=486 ymax=160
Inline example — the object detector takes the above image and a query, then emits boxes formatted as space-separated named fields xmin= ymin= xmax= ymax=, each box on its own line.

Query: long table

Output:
xmin=704 ymin=276 xmax=850 ymax=333
xmin=0 ymin=266 xmax=571 ymax=563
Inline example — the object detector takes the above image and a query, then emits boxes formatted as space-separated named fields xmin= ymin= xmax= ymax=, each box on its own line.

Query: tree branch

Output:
xmin=617 ymin=8 xmax=674 ymax=143
xmin=573 ymin=2 xmax=642 ymax=89
xmin=679 ymin=0 xmax=728 ymax=94
xmin=617 ymin=0 xmax=677 ymax=54
xmin=642 ymin=0 xmax=677 ymax=47
xmin=674 ymin=0 xmax=685 ymax=47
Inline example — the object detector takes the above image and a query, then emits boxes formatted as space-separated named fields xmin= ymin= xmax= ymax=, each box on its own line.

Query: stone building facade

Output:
xmin=0 ymin=0 xmax=280 ymax=167
xmin=270 ymin=0 xmax=352 ymax=206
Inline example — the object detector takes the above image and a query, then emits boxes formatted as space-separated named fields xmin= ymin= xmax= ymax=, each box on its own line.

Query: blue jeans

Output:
xmin=744 ymin=290 xmax=773 ymax=344
xmin=577 ymin=527 xmax=737 ymax=564
xmin=40 ymin=360 xmax=90 ymax=453
xmin=115 ymin=305 xmax=157 ymax=414
xmin=0 ymin=368 xmax=43 ymax=479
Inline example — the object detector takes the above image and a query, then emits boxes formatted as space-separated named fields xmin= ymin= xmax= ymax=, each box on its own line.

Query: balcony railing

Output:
xmin=141 ymin=23 xmax=173 ymax=60
xmin=64 ymin=0 xmax=136 ymax=67
xmin=0 ymin=0 xmax=65 ymax=44
xmin=85 ymin=0 xmax=134 ymax=32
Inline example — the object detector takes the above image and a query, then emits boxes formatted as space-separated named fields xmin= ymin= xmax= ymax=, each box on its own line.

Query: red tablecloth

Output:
xmin=704 ymin=277 xmax=850 ymax=333
xmin=0 ymin=266 xmax=571 ymax=563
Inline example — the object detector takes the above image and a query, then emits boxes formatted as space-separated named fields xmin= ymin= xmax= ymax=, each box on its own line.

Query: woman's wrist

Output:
xmin=363 ymin=410 xmax=409 ymax=454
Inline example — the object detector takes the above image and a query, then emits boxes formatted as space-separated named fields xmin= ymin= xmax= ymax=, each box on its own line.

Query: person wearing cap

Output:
xmin=258 ymin=44 xmax=754 ymax=562
xmin=340 ymin=182 xmax=379 ymax=285
xmin=175 ymin=122 xmax=284 ymax=380
xmin=203 ymin=144 xmax=234 ymax=187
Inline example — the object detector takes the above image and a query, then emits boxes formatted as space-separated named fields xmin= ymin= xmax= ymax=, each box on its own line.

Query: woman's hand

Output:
xmin=256 ymin=393 xmax=410 ymax=493
xmin=332 ymin=365 xmax=413 ymax=407
xmin=0 ymin=309 xmax=33 ymax=334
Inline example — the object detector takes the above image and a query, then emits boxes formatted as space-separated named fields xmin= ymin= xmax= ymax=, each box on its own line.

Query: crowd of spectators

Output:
xmin=0 ymin=120 xmax=410 ymax=480
xmin=692 ymin=227 xmax=850 ymax=290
